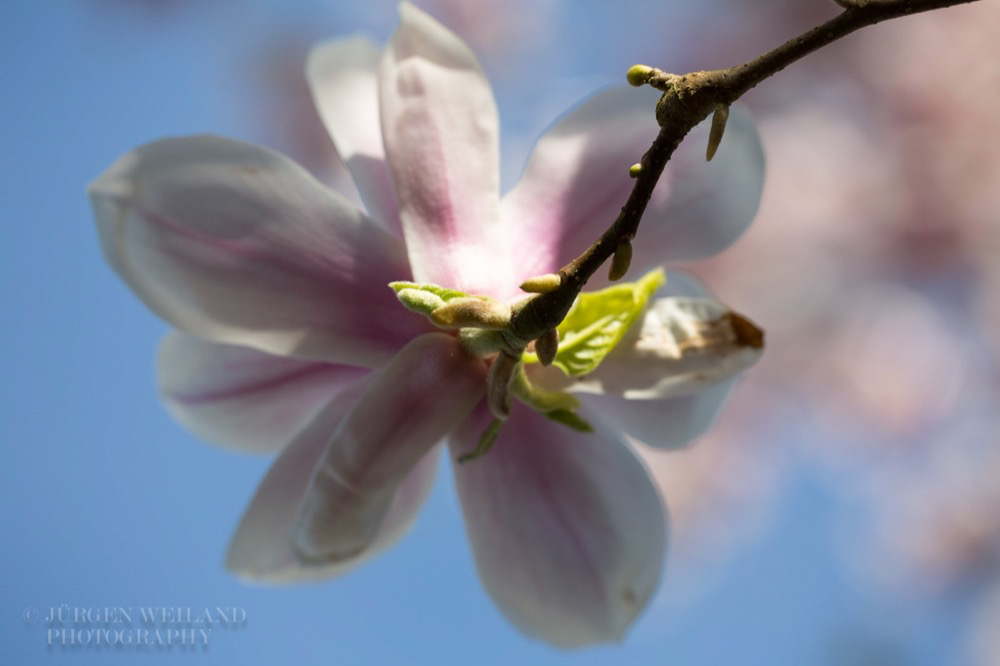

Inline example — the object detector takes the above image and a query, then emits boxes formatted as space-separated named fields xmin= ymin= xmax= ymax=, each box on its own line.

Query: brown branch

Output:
xmin=507 ymin=0 xmax=982 ymax=345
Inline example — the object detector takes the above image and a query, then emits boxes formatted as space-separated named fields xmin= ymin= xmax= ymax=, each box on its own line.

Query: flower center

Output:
xmin=387 ymin=268 xmax=666 ymax=461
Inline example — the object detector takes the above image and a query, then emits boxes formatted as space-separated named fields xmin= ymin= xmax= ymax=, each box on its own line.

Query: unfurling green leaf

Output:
xmin=510 ymin=365 xmax=579 ymax=413
xmin=510 ymin=365 xmax=592 ymax=436
xmin=524 ymin=267 xmax=665 ymax=376
xmin=544 ymin=409 xmax=594 ymax=433
xmin=458 ymin=418 xmax=505 ymax=464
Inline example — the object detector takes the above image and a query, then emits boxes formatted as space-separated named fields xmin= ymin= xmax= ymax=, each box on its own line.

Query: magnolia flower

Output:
xmin=88 ymin=3 xmax=764 ymax=648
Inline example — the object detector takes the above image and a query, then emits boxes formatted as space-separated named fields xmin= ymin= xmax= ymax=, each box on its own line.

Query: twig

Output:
xmin=507 ymin=0 xmax=983 ymax=344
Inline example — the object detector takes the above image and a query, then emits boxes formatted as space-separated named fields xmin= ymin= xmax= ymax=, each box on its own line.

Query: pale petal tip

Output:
xmin=86 ymin=183 xmax=122 ymax=226
xmin=225 ymin=525 xmax=323 ymax=586
xmin=223 ymin=549 xmax=259 ymax=581
xmin=87 ymin=150 xmax=139 ymax=201
xmin=398 ymin=0 xmax=421 ymax=21
xmin=224 ymin=536 xmax=277 ymax=583
xmin=394 ymin=0 xmax=473 ymax=63
xmin=306 ymin=34 xmax=379 ymax=80
xmin=397 ymin=0 xmax=430 ymax=32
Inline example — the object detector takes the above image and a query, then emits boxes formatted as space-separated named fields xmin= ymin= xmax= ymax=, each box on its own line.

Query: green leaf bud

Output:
xmin=626 ymin=64 xmax=654 ymax=87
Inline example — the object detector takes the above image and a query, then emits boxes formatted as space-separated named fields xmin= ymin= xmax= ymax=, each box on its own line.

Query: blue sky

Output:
xmin=1 ymin=1 xmax=978 ymax=664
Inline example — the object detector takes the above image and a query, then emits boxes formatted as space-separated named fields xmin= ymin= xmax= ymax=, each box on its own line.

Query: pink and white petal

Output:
xmin=307 ymin=37 xmax=401 ymax=234
xmin=501 ymin=89 xmax=764 ymax=279
xmin=379 ymin=3 xmax=510 ymax=295
xmin=581 ymin=380 xmax=736 ymax=451
xmin=293 ymin=332 xmax=487 ymax=563
xmin=157 ymin=331 xmax=369 ymax=455
xmin=226 ymin=376 xmax=442 ymax=583
xmin=450 ymin=404 xmax=667 ymax=648
xmin=89 ymin=135 xmax=425 ymax=367
xmin=502 ymin=86 xmax=662 ymax=279
xmin=631 ymin=105 xmax=764 ymax=269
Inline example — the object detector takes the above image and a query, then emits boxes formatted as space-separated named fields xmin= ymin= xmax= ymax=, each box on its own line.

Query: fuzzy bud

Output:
xmin=395 ymin=288 xmax=446 ymax=315
xmin=430 ymin=298 xmax=511 ymax=329
xmin=520 ymin=273 xmax=562 ymax=294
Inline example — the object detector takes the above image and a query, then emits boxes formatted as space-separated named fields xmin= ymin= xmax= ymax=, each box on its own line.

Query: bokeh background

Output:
xmin=3 ymin=0 xmax=998 ymax=664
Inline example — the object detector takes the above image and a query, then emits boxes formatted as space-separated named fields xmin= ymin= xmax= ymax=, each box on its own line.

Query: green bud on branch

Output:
xmin=626 ymin=64 xmax=654 ymax=87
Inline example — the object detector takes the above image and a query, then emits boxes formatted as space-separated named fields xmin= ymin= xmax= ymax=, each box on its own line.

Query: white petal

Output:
xmin=157 ymin=332 xmax=368 ymax=454
xmin=293 ymin=332 xmax=487 ymax=562
xmin=572 ymin=297 xmax=763 ymax=399
xmin=582 ymin=380 xmax=737 ymax=451
xmin=307 ymin=37 xmax=401 ymax=233
xmin=528 ymin=278 xmax=763 ymax=451
xmin=581 ymin=295 xmax=760 ymax=450
xmin=89 ymin=135 xmax=424 ymax=367
xmin=226 ymin=376 xmax=442 ymax=583
xmin=379 ymin=2 xmax=511 ymax=295
xmin=450 ymin=404 xmax=667 ymax=648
